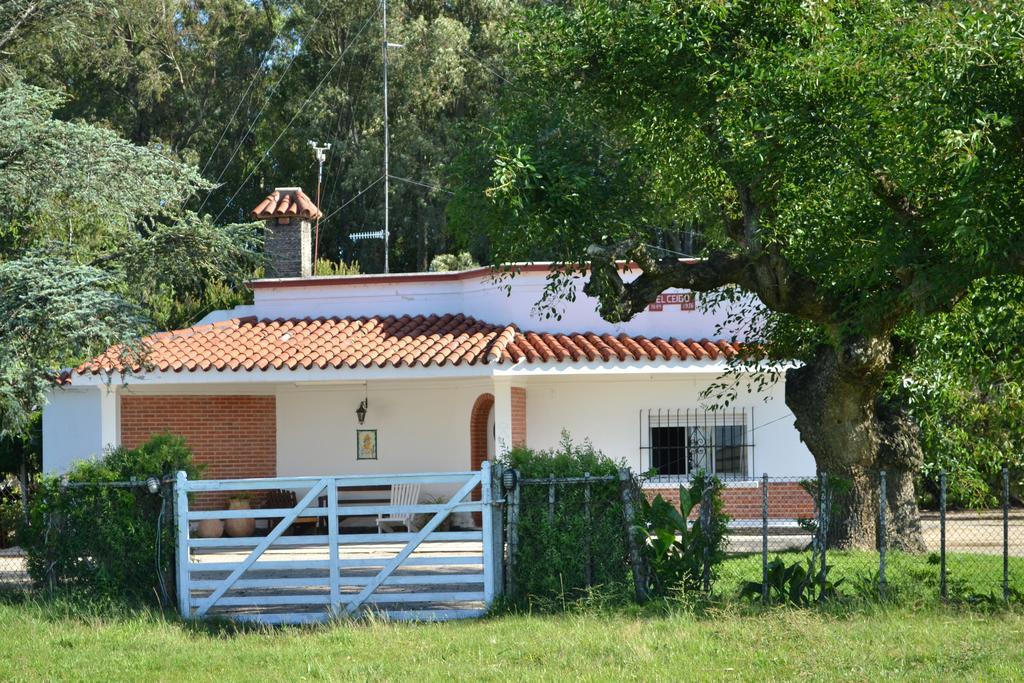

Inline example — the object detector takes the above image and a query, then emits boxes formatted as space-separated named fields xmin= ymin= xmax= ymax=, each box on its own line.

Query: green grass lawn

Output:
xmin=1 ymin=600 xmax=1022 ymax=681
xmin=718 ymin=550 xmax=1024 ymax=603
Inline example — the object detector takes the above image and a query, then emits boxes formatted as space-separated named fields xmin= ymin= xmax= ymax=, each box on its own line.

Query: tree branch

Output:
xmin=585 ymin=240 xmax=835 ymax=326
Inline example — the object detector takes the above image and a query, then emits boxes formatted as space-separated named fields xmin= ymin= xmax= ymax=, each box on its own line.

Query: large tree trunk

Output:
xmin=785 ymin=336 xmax=925 ymax=551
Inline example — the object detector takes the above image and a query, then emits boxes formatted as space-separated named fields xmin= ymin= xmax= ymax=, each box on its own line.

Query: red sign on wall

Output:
xmin=647 ymin=292 xmax=696 ymax=312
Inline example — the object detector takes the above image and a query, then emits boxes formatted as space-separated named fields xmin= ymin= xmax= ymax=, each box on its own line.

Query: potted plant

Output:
xmin=195 ymin=517 xmax=225 ymax=538
xmin=225 ymin=493 xmax=256 ymax=537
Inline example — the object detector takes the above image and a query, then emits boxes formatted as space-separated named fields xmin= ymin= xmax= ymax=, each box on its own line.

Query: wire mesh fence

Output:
xmin=2 ymin=466 xmax=1022 ymax=609
xmin=504 ymin=472 xmax=631 ymax=601
xmin=713 ymin=468 xmax=1024 ymax=604
xmin=0 ymin=478 xmax=176 ymax=605
xmin=0 ymin=478 xmax=30 ymax=592
xmin=507 ymin=467 xmax=1024 ymax=605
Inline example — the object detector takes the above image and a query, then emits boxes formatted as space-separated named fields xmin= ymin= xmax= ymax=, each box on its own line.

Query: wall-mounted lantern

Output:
xmin=356 ymin=398 xmax=368 ymax=425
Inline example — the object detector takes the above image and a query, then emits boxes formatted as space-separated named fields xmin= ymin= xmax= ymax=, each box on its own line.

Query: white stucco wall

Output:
xmin=41 ymin=386 xmax=118 ymax=473
xmin=524 ymin=373 xmax=814 ymax=479
xmin=208 ymin=267 xmax=749 ymax=340
xmin=44 ymin=371 xmax=814 ymax=481
xmin=275 ymin=379 xmax=494 ymax=497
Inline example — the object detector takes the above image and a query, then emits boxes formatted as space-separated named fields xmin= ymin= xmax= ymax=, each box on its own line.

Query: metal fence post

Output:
xmin=548 ymin=473 xmax=556 ymax=525
xmin=506 ymin=471 xmax=521 ymax=598
xmin=762 ymin=473 xmax=769 ymax=605
xmin=701 ymin=480 xmax=712 ymax=594
xmin=939 ymin=471 xmax=947 ymax=601
xmin=618 ymin=468 xmax=648 ymax=604
xmin=584 ymin=471 xmax=593 ymax=589
xmin=879 ymin=470 xmax=887 ymax=598
xmin=491 ymin=463 xmax=505 ymax=598
xmin=1004 ymin=466 xmax=1010 ymax=605
xmin=819 ymin=472 xmax=828 ymax=603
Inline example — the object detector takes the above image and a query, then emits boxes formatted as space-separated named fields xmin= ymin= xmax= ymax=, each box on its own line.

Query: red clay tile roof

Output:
xmin=252 ymin=188 xmax=322 ymax=220
xmin=73 ymin=314 xmax=740 ymax=376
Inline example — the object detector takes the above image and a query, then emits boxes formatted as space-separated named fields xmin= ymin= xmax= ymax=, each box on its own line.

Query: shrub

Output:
xmin=0 ymin=488 xmax=21 ymax=549
xmin=636 ymin=471 xmax=730 ymax=596
xmin=501 ymin=433 xmax=629 ymax=604
xmin=740 ymin=556 xmax=844 ymax=606
xmin=20 ymin=433 xmax=202 ymax=604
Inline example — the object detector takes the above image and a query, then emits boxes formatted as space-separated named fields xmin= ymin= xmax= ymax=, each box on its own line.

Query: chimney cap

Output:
xmin=252 ymin=187 xmax=322 ymax=220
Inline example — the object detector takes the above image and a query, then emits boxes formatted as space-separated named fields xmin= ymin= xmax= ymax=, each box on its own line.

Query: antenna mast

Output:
xmin=350 ymin=0 xmax=403 ymax=271
xmin=382 ymin=0 xmax=390 ymax=273
xmin=308 ymin=140 xmax=331 ymax=268
xmin=382 ymin=0 xmax=405 ymax=273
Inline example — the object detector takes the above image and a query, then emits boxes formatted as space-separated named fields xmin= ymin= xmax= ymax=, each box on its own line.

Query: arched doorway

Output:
xmin=469 ymin=393 xmax=495 ymax=525
xmin=469 ymin=392 xmax=495 ymax=471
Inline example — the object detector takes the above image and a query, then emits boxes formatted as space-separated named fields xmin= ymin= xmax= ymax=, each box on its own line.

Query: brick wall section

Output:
xmin=120 ymin=395 xmax=277 ymax=510
xmin=511 ymin=387 xmax=526 ymax=447
xmin=264 ymin=218 xmax=312 ymax=278
xmin=469 ymin=393 xmax=494 ymax=472
xmin=645 ymin=482 xmax=815 ymax=520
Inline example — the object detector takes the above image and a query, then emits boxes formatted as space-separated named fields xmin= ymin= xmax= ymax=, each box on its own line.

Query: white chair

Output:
xmin=377 ymin=483 xmax=422 ymax=532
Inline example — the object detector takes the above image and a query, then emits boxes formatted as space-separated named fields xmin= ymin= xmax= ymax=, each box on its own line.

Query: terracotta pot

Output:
xmin=195 ymin=518 xmax=224 ymax=539
xmin=225 ymin=499 xmax=256 ymax=537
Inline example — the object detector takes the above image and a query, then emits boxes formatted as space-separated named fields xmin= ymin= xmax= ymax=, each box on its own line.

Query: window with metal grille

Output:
xmin=640 ymin=408 xmax=753 ymax=479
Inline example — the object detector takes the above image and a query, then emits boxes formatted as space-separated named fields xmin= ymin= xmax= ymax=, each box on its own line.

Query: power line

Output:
xmin=196 ymin=41 xmax=273 ymax=181
xmin=646 ymin=243 xmax=698 ymax=259
xmin=388 ymin=174 xmax=454 ymax=195
xmin=320 ymin=174 xmax=386 ymax=224
xmin=212 ymin=5 xmax=382 ymax=225
xmin=196 ymin=2 xmax=333 ymax=216
xmin=459 ymin=46 xmax=513 ymax=87
xmin=750 ymin=412 xmax=795 ymax=434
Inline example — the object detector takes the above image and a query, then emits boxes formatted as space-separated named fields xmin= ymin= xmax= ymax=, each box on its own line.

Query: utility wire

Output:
xmin=196 ymin=2 xmax=333 ymax=216
xmin=646 ymin=243 xmax=698 ymax=259
xmin=459 ymin=46 xmax=513 ymax=87
xmin=750 ymin=412 xmax=795 ymax=434
xmin=388 ymin=174 xmax=454 ymax=195
xmin=213 ymin=5 xmax=381 ymax=225
xmin=320 ymin=174 xmax=386 ymax=224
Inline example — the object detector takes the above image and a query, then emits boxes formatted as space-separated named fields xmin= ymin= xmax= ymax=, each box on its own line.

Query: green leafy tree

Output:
xmin=8 ymin=0 xmax=515 ymax=273
xmin=460 ymin=1 xmax=1024 ymax=548
xmin=908 ymin=278 xmax=1024 ymax=507
xmin=0 ymin=81 xmax=259 ymax=445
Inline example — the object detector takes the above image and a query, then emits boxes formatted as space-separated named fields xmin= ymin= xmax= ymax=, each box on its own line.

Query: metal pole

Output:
xmin=381 ymin=0 xmax=390 ymax=273
xmin=819 ymin=472 xmax=827 ymax=603
xmin=1004 ymin=466 xmax=1010 ymax=605
xmin=548 ymin=473 xmax=555 ymax=525
xmin=308 ymin=141 xmax=330 ymax=268
xmin=939 ymin=471 xmax=947 ymax=601
xmin=701 ymin=480 xmax=712 ymax=593
xmin=879 ymin=470 xmax=887 ymax=598
xmin=506 ymin=472 xmax=520 ymax=598
xmin=762 ymin=473 xmax=769 ymax=605
xmin=584 ymin=471 xmax=593 ymax=589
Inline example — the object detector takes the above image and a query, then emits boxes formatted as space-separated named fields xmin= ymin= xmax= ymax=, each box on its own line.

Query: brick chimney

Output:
xmin=251 ymin=187 xmax=321 ymax=278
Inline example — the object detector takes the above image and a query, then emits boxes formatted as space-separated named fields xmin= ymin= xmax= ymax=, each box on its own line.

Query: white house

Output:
xmin=42 ymin=187 xmax=816 ymax=513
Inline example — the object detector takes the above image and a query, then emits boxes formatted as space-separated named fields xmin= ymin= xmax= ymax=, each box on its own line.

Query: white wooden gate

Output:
xmin=175 ymin=463 xmax=501 ymax=624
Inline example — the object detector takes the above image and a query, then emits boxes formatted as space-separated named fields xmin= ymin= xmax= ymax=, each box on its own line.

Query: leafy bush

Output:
xmin=501 ymin=434 xmax=629 ymax=604
xmin=740 ymin=557 xmax=844 ymax=606
xmin=20 ymin=433 xmax=202 ymax=604
xmin=429 ymin=252 xmax=479 ymax=272
xmin=637 ymin=472 xmax=730 ymax=596
xmin=0 ymin=487 xmax=21 ymax=549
